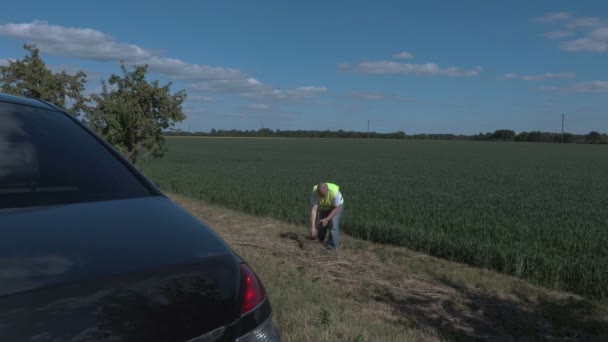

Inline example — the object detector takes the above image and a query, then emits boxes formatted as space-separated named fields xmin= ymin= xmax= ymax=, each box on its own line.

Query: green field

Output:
xmin=142 ymin=137 xmax=608 ymax=298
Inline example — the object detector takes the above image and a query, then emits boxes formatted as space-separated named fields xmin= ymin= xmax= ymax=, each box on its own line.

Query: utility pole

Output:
xmin=367 ymin=119 xmax=370 ymax=139
xmin=561 ymin=113 xmax=564 ymax=144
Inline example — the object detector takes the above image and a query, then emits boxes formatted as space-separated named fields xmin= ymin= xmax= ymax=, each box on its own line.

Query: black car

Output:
xmin=0 ymin=93 xmax=281 ymax=341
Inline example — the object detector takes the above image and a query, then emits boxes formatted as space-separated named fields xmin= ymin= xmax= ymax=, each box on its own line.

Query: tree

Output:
xmin=490 ymin=129 xmax=516 ymax=141
xmin=0 ymin=44 xmax=89 ymax=115
xmin=86 ymin=63 xmax=186 ymax=165
xmin=515 ymin=131 xmax=529 ymax=142
xmin=585 ymin=131 xmax=602 ymax=144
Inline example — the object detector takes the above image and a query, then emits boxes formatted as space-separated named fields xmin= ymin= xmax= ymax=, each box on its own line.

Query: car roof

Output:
xmin=0 ymin=92 xmax=61 ymax=111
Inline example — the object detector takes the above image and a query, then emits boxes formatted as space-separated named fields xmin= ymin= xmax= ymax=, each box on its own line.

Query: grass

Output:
xmin=171 ymin=193 xmax=608 ymax=341
xmin=142 ymin=137 xmax=608 ymax=298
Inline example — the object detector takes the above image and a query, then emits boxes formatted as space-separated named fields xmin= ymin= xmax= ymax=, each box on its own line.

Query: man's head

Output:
xmin=317 ymin=182 xmax=328 ymax=198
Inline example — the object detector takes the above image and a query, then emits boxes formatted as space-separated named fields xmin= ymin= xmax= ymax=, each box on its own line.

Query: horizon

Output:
xmin=165 ymin=127 xmax=607 ymax=137
xmin=1 ymin=1 xmax=607 ymax=134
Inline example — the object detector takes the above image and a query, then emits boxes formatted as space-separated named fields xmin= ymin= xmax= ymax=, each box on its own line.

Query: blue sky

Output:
xmin=0 ymin=0 xmax=607 ymax=134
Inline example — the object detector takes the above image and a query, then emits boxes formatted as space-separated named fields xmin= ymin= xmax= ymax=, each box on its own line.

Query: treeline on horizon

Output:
xmin=164 ymin=128 xmax=608 ymax=144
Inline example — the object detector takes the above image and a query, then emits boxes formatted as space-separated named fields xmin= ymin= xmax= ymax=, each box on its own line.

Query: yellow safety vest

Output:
xmin=312 ymin=183 xmax=343 ymax=210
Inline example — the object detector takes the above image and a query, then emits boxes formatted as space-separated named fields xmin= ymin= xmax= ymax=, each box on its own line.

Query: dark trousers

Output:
xmin=316 ymin=205 xmax=344 ymax=250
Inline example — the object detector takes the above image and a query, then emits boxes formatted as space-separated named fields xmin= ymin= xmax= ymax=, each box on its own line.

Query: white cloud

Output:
xmin=351 ymin=61 xmax=482 ymax=77
xmin=0 ymin=22 xmax=150 ymax=61
xmin=0 ymin=21 xmax=246 ymax=80
xmin=560 ymin=37 xmax=608 ymax=52
xmin=537 ymin=12 xmax=571 ymax=23
xmin=523 ymin=72 xmax=576 ymax=81
xmin=186 ymin=77 xmax=327 ymax=104
xmin=566 ymin=17 xmax=603 ymax=29
xmin=589 ymin=27 xmax=608 ymax=40
xmin=561 ymin=26 xmax=608 ymax=51
xmin=569 ymin=81 xmax=608 ymax=93
xmin=0 ymin=22 xmax=327 ymax=105
xmin=0 ymin=21 xmax=327 ymax=108
xmin=539 ymin=13 xmax=608 ymax=52
xmin=240 ymin=86 xmax=328 ymax=101
xmin=143 ymin=56 xmax=244 ymax=80
xmin=188 ymin=78 xmax=265 ymax=93
xmin=544 ymin=31 xmax=574 ymax=39
xmin=533 ymin=81 xmax=608 ymax=94
xmin=499 ymin=72 xmax=576 ymax=81
xmin=392 ymin=51 xmax=414 ymax=59
xmin=294 ymin=86 xmax=327 ymax=93
xmin=247 ymin=103 xmax=269 ymax=109
xmin=187 ymin=79 xmax=327 ymax=103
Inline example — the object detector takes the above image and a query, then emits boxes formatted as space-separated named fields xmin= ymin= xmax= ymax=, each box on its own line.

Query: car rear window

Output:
xmin=0 ymin=101 xmax=153 ymax=209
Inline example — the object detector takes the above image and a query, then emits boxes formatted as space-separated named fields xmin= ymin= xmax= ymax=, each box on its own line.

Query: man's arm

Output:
xmin=319 ymin=191 xmax=342 ymax=227
xmin=310 ymin=204 xmax=318 ymax=239
xmin=325 ymin=204 xmax=342 ymax=221
xmin=319 ymin=204 xmax=342 ymax=227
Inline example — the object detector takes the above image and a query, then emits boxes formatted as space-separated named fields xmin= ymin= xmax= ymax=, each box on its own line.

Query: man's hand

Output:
xmin=320 ymin=218 xmax=329 ymax=227
xmin=311 ymin=226 xmax=317 ymax=240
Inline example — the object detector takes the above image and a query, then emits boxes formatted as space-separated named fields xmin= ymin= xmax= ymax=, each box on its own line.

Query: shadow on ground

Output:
xmin=371 ymin=274 xmax=607 ymax=341
xmin=277 ymin=229 xmax=608 ymax=341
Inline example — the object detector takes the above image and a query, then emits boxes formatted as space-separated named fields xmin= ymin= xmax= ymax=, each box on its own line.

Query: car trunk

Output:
xmin=0 ymin=196 xmax=242 ymax=341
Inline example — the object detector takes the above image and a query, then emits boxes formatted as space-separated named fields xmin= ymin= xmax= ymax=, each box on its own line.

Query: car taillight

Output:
xmin=240 ymin=263 xmax=267 ymax=315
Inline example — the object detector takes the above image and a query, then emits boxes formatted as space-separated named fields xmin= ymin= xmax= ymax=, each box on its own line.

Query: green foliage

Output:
xmin=0 ymin=45 xmax=185 ymax=165
xmin=166 ymin=129 xmax=408 ymax=139
xmin=0 ymin=44 xmax=89 ymax=115
xmin=164 ymin=129 xmax=607 ymax=145
xmin=143 ymin=138 xmax=608 ymax=298
xmin=586 ymin=131 xmax=603 ymax=144
xmin=85 ymin=64 xmax=186 ymax=165
xmin=315 ymin=308 xmax=332 ymax=328
xmin=490 ymin=129 xmax=516 ymax=141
